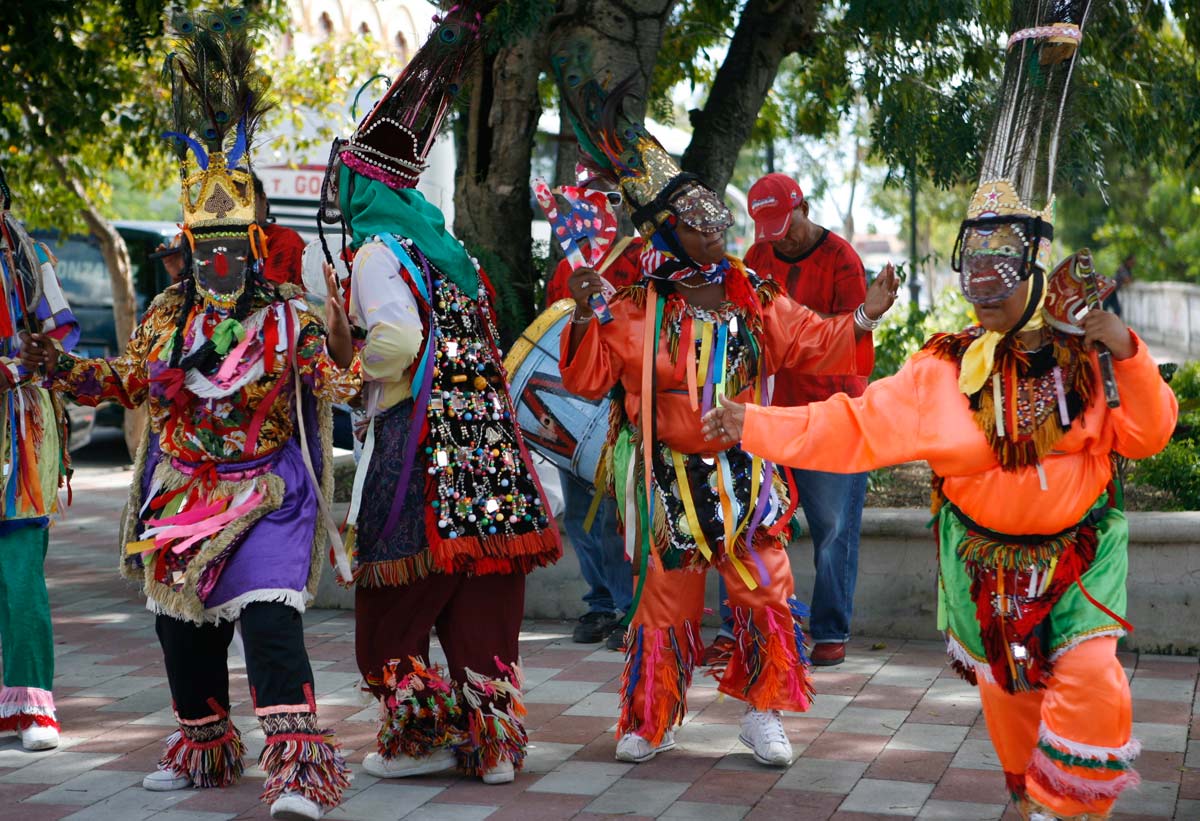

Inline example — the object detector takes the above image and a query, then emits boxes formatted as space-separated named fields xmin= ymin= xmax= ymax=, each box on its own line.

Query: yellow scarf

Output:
xmin=958 ymin=283 xmax=1047 ymax=395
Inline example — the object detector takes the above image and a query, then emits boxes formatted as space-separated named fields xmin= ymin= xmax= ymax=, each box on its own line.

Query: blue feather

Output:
xmin=227 ymin=117 xmax=248 ymax=167
xmin=162 ymin=132 xmax=209 ymax=169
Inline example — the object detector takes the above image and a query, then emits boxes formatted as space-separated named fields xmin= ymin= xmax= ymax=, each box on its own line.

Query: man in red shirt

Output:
xmin=711 ymin=173 xmax=871 ymax=667
xmin=544 ymin=230 xmax=642 ymax=651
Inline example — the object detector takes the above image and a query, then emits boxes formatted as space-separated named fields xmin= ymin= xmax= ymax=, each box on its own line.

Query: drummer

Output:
xmin=552 ymin=49 xmax=898 ymax=769
xmin=545 ymin=191 xmax=643 ymax=652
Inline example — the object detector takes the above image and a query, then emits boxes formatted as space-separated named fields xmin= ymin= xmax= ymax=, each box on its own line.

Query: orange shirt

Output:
xmin=741 ymin=333 xmax=1176 ymax=535
xmin=560 ymin=287 xmax=860 ymax=455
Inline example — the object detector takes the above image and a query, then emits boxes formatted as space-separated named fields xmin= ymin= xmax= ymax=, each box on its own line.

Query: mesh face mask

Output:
xmin=670 ymin=183 xmax=733 ymax=234
xmin=951 ymin=215 xmax=1051 ymax=305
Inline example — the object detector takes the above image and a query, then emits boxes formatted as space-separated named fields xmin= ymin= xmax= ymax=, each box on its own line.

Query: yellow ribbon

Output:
xmin=671 ymin=449 xmax=713 ymax=562
xmin=958 ymin=281 xmax=1047 ymax=395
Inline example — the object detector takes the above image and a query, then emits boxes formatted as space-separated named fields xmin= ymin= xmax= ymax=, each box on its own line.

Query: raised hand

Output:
xmin=700 ymin=395 xmax=747 ymax=445
xmin=864 ymin=262 xmax=900 ymax=321
xmin=1082 ymin=308 xmax=1135 ymax=360
xmin=323 ymin=262 xmax=353 ymax=369
xmin=567 ymin=265 xmax=603 ymax=317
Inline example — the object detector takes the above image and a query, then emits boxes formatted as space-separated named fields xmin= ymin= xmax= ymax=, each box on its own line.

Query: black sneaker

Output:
xmin=573 ymin=611 xmax=618 ymax=643
xmin=605 ymin=623 xmax=627 ymax=652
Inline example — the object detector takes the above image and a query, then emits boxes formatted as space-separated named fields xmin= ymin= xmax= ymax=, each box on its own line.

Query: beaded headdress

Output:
xmin=550 ymin=39 xmax=732 ymax=240
xmin=161 ymin=6 xmax=271 ymax=250
xmin=334 ymin=2 xmax=494 ymax=193
xmin=951 ymin=2 xmax=1091 ymax=307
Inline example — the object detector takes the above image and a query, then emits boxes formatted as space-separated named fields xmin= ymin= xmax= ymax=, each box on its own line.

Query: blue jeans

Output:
xmin=719 ymin=468 xmax=867 ymax=643
xmin=560 ymin=470 xmax=634 ymax=615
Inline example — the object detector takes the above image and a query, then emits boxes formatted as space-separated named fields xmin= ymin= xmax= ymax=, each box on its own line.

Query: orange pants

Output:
xmin=618 ymin=544 xmax=812 ymax=744
xmin=978 ymin=637 xmax=1137 ymax=817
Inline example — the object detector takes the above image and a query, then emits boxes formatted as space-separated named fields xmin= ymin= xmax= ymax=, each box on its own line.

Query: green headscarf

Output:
xmin=339 ymin=165 xmax=479 ymax=294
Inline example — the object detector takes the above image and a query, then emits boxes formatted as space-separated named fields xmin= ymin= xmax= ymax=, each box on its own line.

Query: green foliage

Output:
xmin=469 ymin=245 xmax=544 ymax=348
xmin=871 ymin=283 xmax=973 ymax=380
xmin=1129 ymin=360 xmax=1200 ymax=510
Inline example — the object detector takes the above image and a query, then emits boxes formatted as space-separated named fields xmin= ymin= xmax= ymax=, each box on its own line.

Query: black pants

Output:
xmin=156 ymin=602 xmax=316 ymax=720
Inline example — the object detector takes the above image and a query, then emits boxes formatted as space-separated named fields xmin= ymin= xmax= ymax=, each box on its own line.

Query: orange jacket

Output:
xmin=560 ymin=288 xmax=860 ymax=455
xmin=741 ymin=333 xmax=1177 ymax=535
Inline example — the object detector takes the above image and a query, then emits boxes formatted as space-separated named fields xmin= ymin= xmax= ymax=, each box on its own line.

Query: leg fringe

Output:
xmin=259 ymin=727 xmax=350 ymax=809
xmin=159 ymin=719 xmax=245 ymax=789
xmin=1027 ymin=747 xmax=1139 ymax=806
xmin=375 ymin=657 xmax=465 ymax=759
xmin=1038 ymin=724 xmax=1141 ymax=763
xmin=617 ymin=623 xmax=701 ymax=746
xmin=0 ymin=687 xmax=58 ymax=731
xmin=456 ymin=659 xmax=527 ymax=775
xmin=718 ymin=597 xmax=814 ymax=712
xmin=1006 ymin=770 xmax=1027 ymax=803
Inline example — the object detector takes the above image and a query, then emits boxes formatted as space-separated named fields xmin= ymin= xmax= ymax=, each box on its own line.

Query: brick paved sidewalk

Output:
xmin=1 ymin=446 xmax=1196 ymax=820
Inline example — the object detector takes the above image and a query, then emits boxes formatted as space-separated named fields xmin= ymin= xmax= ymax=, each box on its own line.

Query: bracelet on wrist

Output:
xmin=854 ymin=303 xmax=882 ymax=332
xmin=570 ymin=309 xmax=596 ymax=325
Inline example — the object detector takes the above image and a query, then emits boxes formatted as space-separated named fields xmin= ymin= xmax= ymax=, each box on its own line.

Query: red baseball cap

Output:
xmin=747 ymin=174 xmax=804 ymax=242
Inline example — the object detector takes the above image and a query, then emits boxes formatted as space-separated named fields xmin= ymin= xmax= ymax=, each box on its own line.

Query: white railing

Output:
xmin=1120 ymin=281 xmax=1200 ymax=358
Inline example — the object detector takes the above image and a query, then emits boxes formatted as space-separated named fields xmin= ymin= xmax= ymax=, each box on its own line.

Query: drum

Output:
xmin=504 ymin=299 xmax=611 ymax=485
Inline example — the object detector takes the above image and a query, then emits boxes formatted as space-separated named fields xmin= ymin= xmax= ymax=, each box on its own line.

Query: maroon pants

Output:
xmin=355 ymin=571 xmax=525 ymax=693
xmin=355 ymin=572 xmax=527 ymax=772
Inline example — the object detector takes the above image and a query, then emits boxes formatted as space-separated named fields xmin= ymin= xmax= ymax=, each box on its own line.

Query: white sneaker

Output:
xmin=270 ymin=790 xmax=322 ymax=820
xmin=19 ymin=724 xmax=59 ymax=751
xmin=738 ymin=709 xmax=793 ymax=766
xmin=142 ymin=767 xmax=192 ymax=791
xmin=481 ymin=759 xmax=515 ymax=784
xmin=362 ymin=748 xmax=456 ymax=779
xmin=614 ymin=730 xmax=676 ymax=763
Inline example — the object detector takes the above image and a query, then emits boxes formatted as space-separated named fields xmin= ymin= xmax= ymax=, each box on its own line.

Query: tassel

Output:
xmin=259 ymin=728 xmax=350 ymax=809
xmin=374 ymin=657 xmax=465 ymax=759
xmin=159 ymin=720 xmax=246 ymax=789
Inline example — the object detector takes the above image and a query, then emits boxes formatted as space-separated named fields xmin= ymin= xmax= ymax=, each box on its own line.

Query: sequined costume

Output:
xmin=318 ymin=0 xmax=559 ymax=781
xmin=37 ymin=9 xmax=359 ymax=813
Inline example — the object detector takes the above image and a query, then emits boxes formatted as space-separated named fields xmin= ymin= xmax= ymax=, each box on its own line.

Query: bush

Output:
xmin=872 ymin=285 xmax=974 ymax=380
xmin=1129 ymin=360 xmax=1200 ymax=510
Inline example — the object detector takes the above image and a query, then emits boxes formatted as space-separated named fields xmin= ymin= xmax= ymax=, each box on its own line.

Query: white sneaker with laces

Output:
xmin=738 ymin=709 xmax=792 ymax=766
xmin=270 ymin=790 xmax=322 ymax=820
xmin=142 ymin=767 xmax=192 ymax=791
xmin=362 ymin=748 xmax=456 ymax=779
xmin=481 ymin=759 xmax=515 ymax=784
xmin=19 ymin=724 xmax=59 ymax=751
xmin=614 ymin=729 xmax=676 ymax=763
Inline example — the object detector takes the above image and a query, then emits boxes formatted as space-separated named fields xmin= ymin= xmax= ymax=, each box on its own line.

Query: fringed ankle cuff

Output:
xmin=161 ymin=702 xmax=245 ymax=788
xmin=1025 ymin=725 xmax=1140 ymax=815
xmin=456 ymin=659 xmax=527 ymax=775
xmin=259 ymin=713 xmax=350 ymax=809
xmin=718 ymin=596 xmax=814 ymax=713
xmin=0 ymin=686 xmax=59 ymax=732
xmin=1006 ymin=770 xmax=1028 ymax=803
xmin=618 ymin=622 xmax=702 ymax=746
xmin=374 ymin=657 xmax=466 ymax=759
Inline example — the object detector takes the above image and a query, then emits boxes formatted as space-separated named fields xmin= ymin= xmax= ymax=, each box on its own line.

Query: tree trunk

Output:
xmin=453 ymin=34 xmax=545 ymax=340
xmin=60 ymin=166 xmax=146 ymax=459
xmin=681 ymin=0 xmax=818 ymax=192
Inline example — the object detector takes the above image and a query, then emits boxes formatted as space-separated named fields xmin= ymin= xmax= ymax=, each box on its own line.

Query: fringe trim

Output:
xmin=119 ymin=427 xmax=156 ymax=585
xmin=305 ymin=397 xmax=335 ymax=599
xmin=957 ymin=534 xmax=1071 ymax=570
xmin=138 ymin=465 xmax=286 ymax=624
xmin=429 ymin=527 xmax=561 ymax=577
xmin=375 ymin=657 xmax=465 ymax=759
xmin=618 ymin=622 xmax=703 ymax=746
xmin=1038 ymin=724 xmax=1141 ymax=764
xmin=0 ymin=687 xmax=58 ymax=731
xmin=943 ymin=631 xmax=995 ymax=685
xmin=718 ymin=596 xmax=814 ymax=712
xmin=259 ymin=729 xmax=351 ymax=810
xmin=1027 ymin=747 xmax=1139 ymax=804
xmin=1048 ymin=628 xmax=1126 ymax=663
xmin=159 ymin=721 xmax=246 ymax=788
xmin=1005 ymin=770 xmax=1027 ymax=803
xmin=1037 ymin=742 xmax=1133 ymax=772
xmin=456 ymin=659 xmax=527 ymax=775
xmin=353 ymin=553 xmax=438 ymax=588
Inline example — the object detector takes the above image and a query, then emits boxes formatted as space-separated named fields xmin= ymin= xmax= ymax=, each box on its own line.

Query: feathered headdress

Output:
xmin=337 ymin=1 xmax=496 ymax=190
xmin=161 ymin=6 xmax=272 ymax=243
xmin=550 ymin=38 xmax=731 ymax=240
xmin=952 ymin=1 xmax=1093 ymax=307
